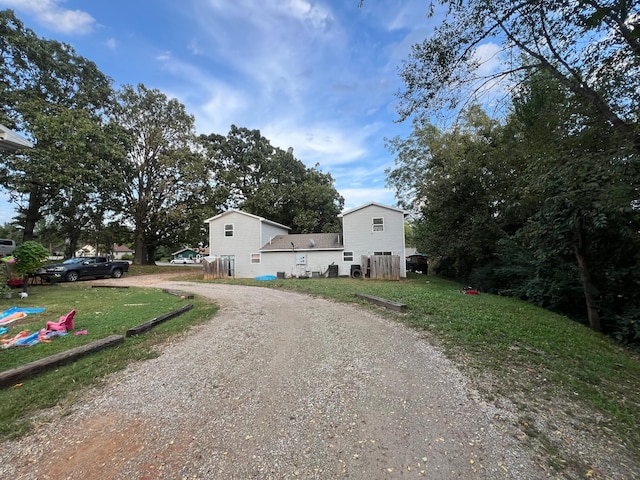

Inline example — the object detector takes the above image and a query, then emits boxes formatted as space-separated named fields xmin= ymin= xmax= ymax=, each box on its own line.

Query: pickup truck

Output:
xmin=39 ymin=256 xmax=130 ymax=282
xmin=406 ymin=254 xmax=429 ymax=274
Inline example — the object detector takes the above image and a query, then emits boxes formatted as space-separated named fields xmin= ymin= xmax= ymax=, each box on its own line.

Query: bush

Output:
xmin=12 ymin=241 xmax=49 ymax=290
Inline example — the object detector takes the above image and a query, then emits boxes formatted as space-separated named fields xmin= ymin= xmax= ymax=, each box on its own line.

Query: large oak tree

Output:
xmin=200 ymin=125 xmax=344 ymax=233
xmin=0 ymin=9 xmax=117 ymax=242
xmin=111 ymin=84 xmax=208 ymax=265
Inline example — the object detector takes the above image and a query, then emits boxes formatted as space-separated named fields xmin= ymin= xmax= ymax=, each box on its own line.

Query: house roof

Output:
xmin=0 ymin=124 xmax=33 ymax=152
xmin=113 ymin=244 xmax=133 ymax=253
xmin=338 ymin=202 xmax=407 ymax=217
xmin=204 ymin=209 xmax=291 ymax=231
xmin=261 ymin=233 xmax=343 ymax=251
xmin=172 ymin=247 xmax=198 ymax=256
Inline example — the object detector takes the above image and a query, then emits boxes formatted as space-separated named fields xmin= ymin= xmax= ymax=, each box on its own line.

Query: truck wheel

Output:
xmin=66 ymin=271 xmax=79 ymax=282
xmin=111 ymin=268 xmax=123 ymax=278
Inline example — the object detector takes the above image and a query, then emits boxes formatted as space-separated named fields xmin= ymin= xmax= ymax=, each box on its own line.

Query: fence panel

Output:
xmin=203 ymin=257 xmax=234 ymax=279
xmin=361 ymin=255 xmax=401 ymax=280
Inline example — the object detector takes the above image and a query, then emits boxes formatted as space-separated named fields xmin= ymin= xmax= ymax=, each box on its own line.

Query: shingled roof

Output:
xmin=261 ymin=233 xmax=343 ymax=251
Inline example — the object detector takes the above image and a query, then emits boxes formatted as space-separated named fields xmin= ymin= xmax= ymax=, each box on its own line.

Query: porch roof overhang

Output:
xmin=0 ymin=124 xmax=34 ymax=152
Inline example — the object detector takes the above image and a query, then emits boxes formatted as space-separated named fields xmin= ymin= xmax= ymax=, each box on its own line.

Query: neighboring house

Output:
xmin=171 ymin=248 xmax=200 ymax=262
xmin=75 ymin=245 xmax=96 ymax=257
xmin=112 ymin=244 xmax=134 ymax=260
xmin=205 ymin=202 xmax=407 ymax=278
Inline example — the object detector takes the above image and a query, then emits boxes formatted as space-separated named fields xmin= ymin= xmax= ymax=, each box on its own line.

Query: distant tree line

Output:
xmin=0 ymin=10 xmax=344 ymax=264
xmin=386 ymin=1 xmax=640 ymax=342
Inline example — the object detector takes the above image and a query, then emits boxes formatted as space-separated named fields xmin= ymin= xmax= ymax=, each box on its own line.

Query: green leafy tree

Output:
xmin=40 ymin=112 xmax=129 ymax=258
xmin=0 ymin=223 xmax=21 ymax=244
xmin=112 ymin=84 xmax=206 ymax=265
xmin=386 ymin=106 xmax=516 ymax=280
xmin=0 ymin=10 xmax=115 ymax=241
xmin=496 ymin=72 xmax=640 ymax=335
xmin=200 ymin=126 xmax=344 ymax=233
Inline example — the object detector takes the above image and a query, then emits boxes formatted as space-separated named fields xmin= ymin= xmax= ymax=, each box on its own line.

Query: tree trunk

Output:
xmin=147 ymin=245 xmax=157 ymax=265
xmin=133 ymin=229 xmax=147 ymax=265
xmin=22 ymin=183 xmax=42 ymax=242
xmin=574 ymin=243 xmax=601 ymax=332
xmin=65 ymin=232 xmax=80 ymax=259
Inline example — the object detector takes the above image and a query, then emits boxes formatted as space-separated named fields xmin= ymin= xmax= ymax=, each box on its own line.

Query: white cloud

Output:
xmin=188 ymin=39 xmax=202 ymax=55
xmin=280 ymin=0 xmax=333 ymax=29
xmin=263 ymin=121 xmax=369 ymax=168
xmin=195 ymin=87 xmax=251 ymax=136
xmin=339 ymin=188 xmax=397 ymax=210
xmin=473 ymin=42 xmax=503 ymax=77
xmin=188 ymin=0 xmax=346 ymax=107
xmin=105 ymin=37 xmax=117 ymax=50
xmin=0 ymin=0 xmax=95 ymax=34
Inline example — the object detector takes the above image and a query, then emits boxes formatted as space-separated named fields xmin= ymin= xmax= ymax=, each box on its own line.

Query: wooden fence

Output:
xmin=361 ymin=254 xmax=401 ymax=280
xmin=203 ymin=257 xmax=234 ymax=279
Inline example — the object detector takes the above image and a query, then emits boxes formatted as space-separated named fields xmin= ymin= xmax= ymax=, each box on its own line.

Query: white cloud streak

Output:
xmin=0 ymin=0 xmax=95 ymax=34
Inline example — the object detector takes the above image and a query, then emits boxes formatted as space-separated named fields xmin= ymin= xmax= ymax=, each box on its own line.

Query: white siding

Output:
xmin=208 ymin=212 xmax=290 ymax=278
xmin=208 ymin=211 xmax=263 ymax=277
xmin=258 ymin=251 xmax=345 ymax=278
xmin=206 ymin=203 xmax=406 ymax=278
xmin=342 ymin=204 xmax=406 ymax=277
xmin=261 ymin=223 xmax=289 ymax=246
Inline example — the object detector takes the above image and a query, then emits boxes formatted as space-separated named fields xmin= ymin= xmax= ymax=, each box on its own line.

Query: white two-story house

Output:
xmin=204 ymin=202 xmax=407 ymax=278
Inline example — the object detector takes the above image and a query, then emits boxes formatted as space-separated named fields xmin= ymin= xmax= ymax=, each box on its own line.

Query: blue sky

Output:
xmin=0 ymin=0 xmax=445 ymax=224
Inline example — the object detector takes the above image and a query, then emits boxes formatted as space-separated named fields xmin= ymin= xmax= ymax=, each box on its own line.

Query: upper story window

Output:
xmin=372 ymin=217 xmax=384 ymax=232
xmin=224 ymin=224 xmax=234 ymax=237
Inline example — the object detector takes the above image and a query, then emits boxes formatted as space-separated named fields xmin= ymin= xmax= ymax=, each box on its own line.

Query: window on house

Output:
xmin=372 ymin=217 xmax=384 ymax=232
xmin=374 ymin=251 xmax=392 ymax=256
xmin=250 ymin=253 xmax=261 ymax=264
xmin=343 ymin=251 xmax=354 ymax=262
xmin=224 ymin=224 xmax=234 ymax=237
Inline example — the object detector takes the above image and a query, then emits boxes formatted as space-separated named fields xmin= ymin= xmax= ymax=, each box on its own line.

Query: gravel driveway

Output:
xmin=0 ymin=279 xmax=546 ymax=479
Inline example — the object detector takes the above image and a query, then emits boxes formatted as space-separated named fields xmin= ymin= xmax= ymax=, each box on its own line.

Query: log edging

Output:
xmin=354 ymin=292 xmax=407 ymax=312
xmin=0 ymin=334 xmax=124 ymax=388
xmin=125 ymin=304 xmax=193 ymax=337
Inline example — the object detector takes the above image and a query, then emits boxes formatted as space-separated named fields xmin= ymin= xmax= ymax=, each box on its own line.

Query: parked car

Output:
xmin=406 ymin=254 xmax=429 ymax=274
xmin=170 ymin=258 xmax=196 ymax=264
xmin=0 ymin=238 xmax=16 ymax=256
xmin=39 ymin=256 xmax=130 ymax=282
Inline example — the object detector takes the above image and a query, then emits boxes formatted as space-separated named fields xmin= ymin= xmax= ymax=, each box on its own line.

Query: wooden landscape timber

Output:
xmin=125 ymin=304 xmax=194 ymax=337
xmin=0 ymin=334 xmax=124 ymax=388
xmin=162 ymin=289 xmax=194 ymax=299
xmin=91 ymin=285 xmax=129 ymax=289
xmin=354 ymin=292 xmax=407 ymax=312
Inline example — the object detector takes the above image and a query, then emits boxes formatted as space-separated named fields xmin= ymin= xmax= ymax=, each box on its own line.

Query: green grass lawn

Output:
xmin=0 ymin=278 xmax=217 ymax=440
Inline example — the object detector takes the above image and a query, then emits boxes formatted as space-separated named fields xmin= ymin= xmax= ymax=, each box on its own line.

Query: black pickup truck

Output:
xmin=39 ymin=256 xmax=130 ymax=282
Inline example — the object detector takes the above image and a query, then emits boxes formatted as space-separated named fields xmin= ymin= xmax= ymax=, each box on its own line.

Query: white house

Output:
xmin=205 ymin=202 xmax=407 ymax=278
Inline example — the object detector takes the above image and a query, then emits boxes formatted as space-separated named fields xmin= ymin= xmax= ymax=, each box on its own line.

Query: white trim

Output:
xmin=372 ymin=217 xmax=384 ymax=232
